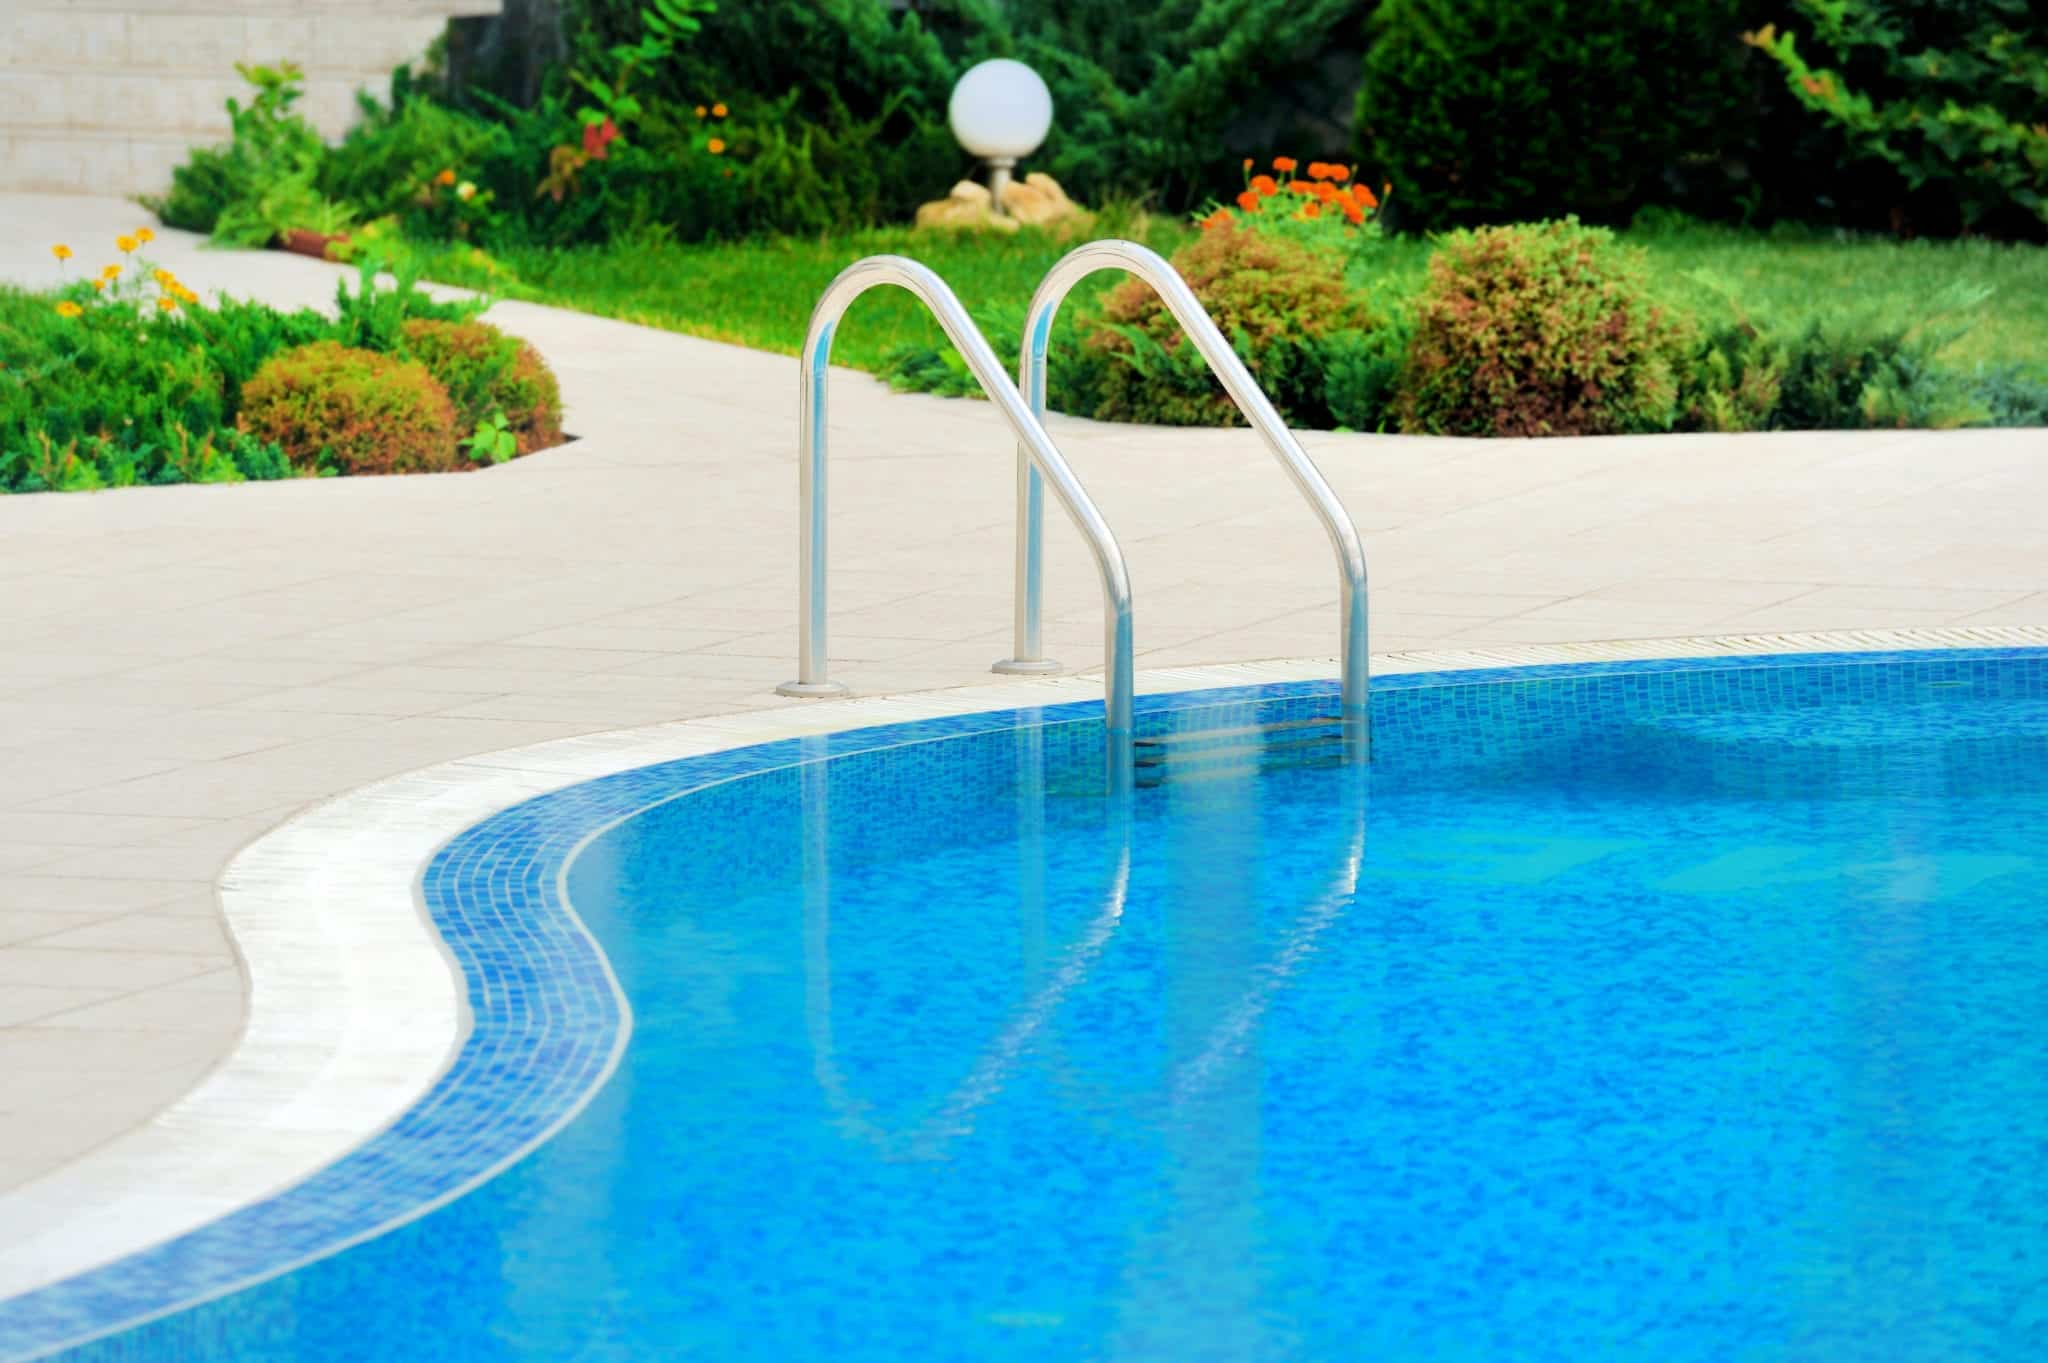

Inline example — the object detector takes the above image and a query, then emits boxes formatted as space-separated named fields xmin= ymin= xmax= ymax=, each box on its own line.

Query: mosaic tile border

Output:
xmin=1 ymin=627 xmax=2044 ymax=1359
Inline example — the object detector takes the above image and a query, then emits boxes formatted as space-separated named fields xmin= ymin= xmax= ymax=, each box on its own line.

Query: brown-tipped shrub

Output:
xmin=399 ymin=318 xmax=563 ymax=456
xmin=1399 ymin=218 xmax=1687 ymax=437
xmin=1085 ymin=221 xmax=1374 ymax=427
xmin=237 ymin=341 xmax=458 ymax=474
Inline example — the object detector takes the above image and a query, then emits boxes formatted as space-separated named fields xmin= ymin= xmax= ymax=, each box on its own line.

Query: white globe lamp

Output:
xmin=948 ymin=59 xmax=1053 ymax=218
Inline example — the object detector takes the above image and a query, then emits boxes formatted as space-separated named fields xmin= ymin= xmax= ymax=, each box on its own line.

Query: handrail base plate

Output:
xmin=776 ymin=680 xmax=852 ymax=698
xmin=991 ymin=657 xmax=1065 ymax=676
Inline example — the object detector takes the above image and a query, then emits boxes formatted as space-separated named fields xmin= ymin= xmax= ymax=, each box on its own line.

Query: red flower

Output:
xmin=582 ymin=117 xmax=620 ymax=160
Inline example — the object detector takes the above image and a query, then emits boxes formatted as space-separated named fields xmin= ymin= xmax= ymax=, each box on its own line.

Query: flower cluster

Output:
xmin=1206 ymin=155 xmax=1389 ymax=232
xmin=49 ymin=229 xmax=197 ymax=318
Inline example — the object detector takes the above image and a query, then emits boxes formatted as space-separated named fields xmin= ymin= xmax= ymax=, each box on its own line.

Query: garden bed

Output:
xmin=0 ymin=238 xmax=564 ymax=494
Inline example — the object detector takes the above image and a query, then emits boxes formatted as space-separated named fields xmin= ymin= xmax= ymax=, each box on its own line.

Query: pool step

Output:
xmin=1133 ymin=714 xmax=1348 ymax=786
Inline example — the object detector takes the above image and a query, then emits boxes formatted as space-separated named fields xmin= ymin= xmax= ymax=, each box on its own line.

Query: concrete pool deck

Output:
xmin=0 ymin=192 xmax=2044 ymax=1206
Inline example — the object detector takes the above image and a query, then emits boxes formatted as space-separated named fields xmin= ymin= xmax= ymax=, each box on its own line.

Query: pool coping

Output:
xmin=1 ymin=623 xmax=2044 ymax=1325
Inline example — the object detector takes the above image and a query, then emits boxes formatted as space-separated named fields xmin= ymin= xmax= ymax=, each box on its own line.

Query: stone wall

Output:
xmin=0 ymin=0 xmax=501 ymax=198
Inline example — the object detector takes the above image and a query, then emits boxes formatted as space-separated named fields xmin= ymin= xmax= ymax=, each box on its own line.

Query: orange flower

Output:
xmin=695 ymin=105 xmax=707 ymax=117
xmin=1314 ymin=181 xmax=1340 ymax=203
xmin=1287 ymin=179 xmax=1315 ymax=195
xmin=1328 ymin=165 xmax=1350 ymax=183
xmin=435 ymin=168 xmax=457 ymax=186
xmin=1352 ymin=183 xmax=1379 ymax=210
xmin=1341 ymin=202 xmax=1365 ymax=226
xmin=157 ymin=296 xmax=178 ymax=312
xmin=1272 ymin=156 xmax=1298 ymax=173
xmin=711 ymin=102 xmax=727 ymax=118
xmin=1235 ymin=189 xmax=1261 ymax=212
xmin=1201 ymin=208 xmax=1234 ymax=230
xmin=1307 ymin=161 xmax=1331 ymax=180
xmin=1300 ymin=202 xmax=1321 ymax=219
xmin=1242 ymin=157 xmax=1253 ymax=171
xmin=1248 ymin=175 xmax=1278 ymax=197
xmin=707 ymin=137 xmax=726 ymax=155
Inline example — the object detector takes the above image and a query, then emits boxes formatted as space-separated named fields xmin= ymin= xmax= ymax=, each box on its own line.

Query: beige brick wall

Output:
xmin=0 ymin=1 xmax=501 ymax=197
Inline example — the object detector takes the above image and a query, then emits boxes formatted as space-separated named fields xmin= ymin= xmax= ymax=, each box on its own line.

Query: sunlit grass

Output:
xmin=420 ymin=216 xmax=2048 ymax=383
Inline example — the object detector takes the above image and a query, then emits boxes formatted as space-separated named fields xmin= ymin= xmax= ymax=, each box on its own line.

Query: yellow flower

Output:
xmin=90 ymin=278 xmax=106 ymax=292
xmin=157 ymin=296 xmax=178 ymax=312
xmin=102 ymin=264 xmax=121 ymax=280
xmin=456 ymin=181 xmax=477 ymax=201
xmin=136 ymin=227 xmax=155 ymax=243
xmin=712 ymin=102 xmax=727 ymax=118
xmin=51 ymin=243 xmax=72 ymax=262
xmin=116 ymin=234 xmax=138 ymax=253
xmin=707 ymin=138 xmax=725 ymax=155
xmin=54 ymin=301 xmax=83 ymax=318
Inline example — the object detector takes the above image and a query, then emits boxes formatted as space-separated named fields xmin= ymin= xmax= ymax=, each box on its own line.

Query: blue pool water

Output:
xmin=10 ymin=651 xmax=2048 ymax=1361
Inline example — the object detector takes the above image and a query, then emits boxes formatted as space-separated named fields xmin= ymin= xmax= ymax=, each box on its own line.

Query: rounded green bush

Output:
xmin=1398 ymin=218 xmax=1687 ymax=438
xmin=1085 ymin=222 xmax=1374 ymax=427
xmin=237 ymin=340 xmax=458 ymax=475
xmin=399 ymin=318 xmax=563 ymax=456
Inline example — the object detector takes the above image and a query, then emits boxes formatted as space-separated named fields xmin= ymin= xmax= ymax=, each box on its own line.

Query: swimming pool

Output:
xmin=7 ymin=648 xmax=2045 ymax=1362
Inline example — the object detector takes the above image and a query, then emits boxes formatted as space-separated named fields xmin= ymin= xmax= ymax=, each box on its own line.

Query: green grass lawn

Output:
xmin=417 ymin=216 xmax=2048 ymax=384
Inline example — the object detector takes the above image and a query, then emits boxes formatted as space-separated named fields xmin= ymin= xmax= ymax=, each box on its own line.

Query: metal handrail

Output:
xmin=776 ymin=254 xmax=1136 ymax=791
xmin=993 ymin=238 xmax=1371 ymax=759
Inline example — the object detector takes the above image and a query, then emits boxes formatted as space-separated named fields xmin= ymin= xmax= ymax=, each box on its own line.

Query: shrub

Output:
xmin=0 ymin=288 xmax=225 ymax=459
xmin=1085 ymin=219 xmax=1374 ymax=427
xmin=1355 ymin=0 xmax=1751 ymax=231
xmin=1399 ymin=218 xmax=1687 ymax=437
xmin=238 ymin=341 xmax=459 ymax=475
xmin=1744 ymin=1 xmax=2048 ymax=239
xmin=145 ymin=63 xmax=353 ymax=247
xmin=321 ymin=77 xmax=506 ymax=223
xmin=400 ymin=317 xmax=563 ymax=454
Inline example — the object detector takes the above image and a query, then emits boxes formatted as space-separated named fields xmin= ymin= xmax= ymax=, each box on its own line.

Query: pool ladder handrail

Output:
xmin=994 ymin=238 xmax=1371 ymax=759
xmin=776 ymin=254 xmax=1137 ymax=791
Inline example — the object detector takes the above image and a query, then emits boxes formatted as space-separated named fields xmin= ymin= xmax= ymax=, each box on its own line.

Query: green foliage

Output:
xmin=145 ymin=63 xmax=353 ymax=246
xmin=1319 ymin=319 xmax=1410 ymax=432
xmin=1356 ymin=0 xmax=1750 ymax=230
xmin=322 ymin=75 xmax=506 ymax=221
xmin=329 ymin=252 xmax=485 ymax=353
xmin=238 ymin=341 xmax=461 ymax=475
xmin=1744 ymin=0 xmax=2048 ymax=238
xmin=1009 ymin=0 xmax=1370 ymax=210
xmin=1399 ymin=218 xmax=1688 ymax=437
xmin=0 ymin=289 xmax=224 ymax=457
xmin=1675 ymin=270 xmax=2005 ymax=429
xmin=464 ymin=411 xmax=520 ymax=464
xmin=400 ymin=317 xmax=564 ymax=454
xmin=1086 ymin=221 xmax=1374 ymax=427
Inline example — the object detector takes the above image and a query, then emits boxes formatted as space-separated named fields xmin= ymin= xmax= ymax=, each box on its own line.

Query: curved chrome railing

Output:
xmin=994 ymin=238 xmax=1371 ymax=759
xmin=776 ymin=254 xmax=1136 ymax=790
